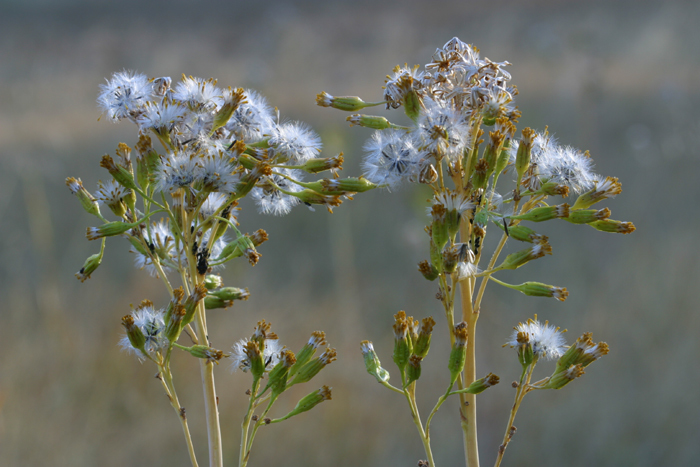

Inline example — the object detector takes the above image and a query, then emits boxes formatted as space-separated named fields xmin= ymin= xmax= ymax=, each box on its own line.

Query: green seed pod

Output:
xmin=66 ymin=177 xmax=101 ymax=217
xmin=510 ymin=204 xmax=570 ymax=222
xmin=417 ymin=260 xmax=439 ymax=281
xmin=464 ymin=373 xmax=500 ymax=394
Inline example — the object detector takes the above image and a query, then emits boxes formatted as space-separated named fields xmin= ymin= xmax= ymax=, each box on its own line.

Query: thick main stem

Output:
xmin=458 ymin=221 xmax=480 ymax=467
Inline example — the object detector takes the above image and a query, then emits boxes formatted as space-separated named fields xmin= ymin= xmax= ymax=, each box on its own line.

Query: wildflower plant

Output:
xmin=68 ymin=71 xmax=375 ymax=467
xmin=319 ymin=38 xmax=634 ymax=467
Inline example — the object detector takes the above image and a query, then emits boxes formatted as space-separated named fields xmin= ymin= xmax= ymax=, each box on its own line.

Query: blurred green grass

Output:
xmin=1 ymin=1 xmax=699 ymax=466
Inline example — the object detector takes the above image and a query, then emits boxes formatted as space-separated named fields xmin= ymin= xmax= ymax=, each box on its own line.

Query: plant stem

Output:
xmin=458 ymin=221 xmax=479 ymax=467
xmin=493 ymin=365 xmax=534 ymax=467
xmin=404 ymin=384 xmax=436 ymax=467
xmin=240 ymin=379 xmax=260 ymax=467
xmin=159 ymin=365 xmax=199 ymax=467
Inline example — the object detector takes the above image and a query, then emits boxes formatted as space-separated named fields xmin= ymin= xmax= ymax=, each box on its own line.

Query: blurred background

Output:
xmin=1 ymin=0 xmax=698 ymax=466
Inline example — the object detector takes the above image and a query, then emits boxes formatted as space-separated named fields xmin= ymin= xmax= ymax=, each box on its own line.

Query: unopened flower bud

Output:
xmin=164 ymin=305 xmax=185 ymax=342
xmin=516 ymin=128 xmax=535 ymax=180
xmin=66 ymin=177 xmax=101 ymax=217
xmin=208 ymin=287 xmax=250 ymax=302
xmin=571 ymin=176 xmax=622 ymax=210
xmin=361 ymin=341 xmax=390 ymax=383
xmin=86 ymin=221 xmax=135 ymax=240
xmin=588 ymin=219 xmax=636 ymax=234
xmin=300 ymin=154 xmax=344 ymax=173
xmin=316 ymin=92 xmax=382 ymax=111
xmin=448 ymin=322 xmax=468 ymax=385
xmin=267 ymin=350 xmax=296 ymax=397
xmin=346 ymin=114 xmax=391 ymax=129
xmin=100 ymin=154 xmax=138 ymax=190
xmin=122 ymin=315 xmax=146 ymax=354
xmin=566 ymin=208 xmax=611 ymax=224
xmin=393 ymin=311 xmax=412 ymax=373
xmin=182 ymin=283 xmax=207 ymax=326
xmin=186 ymin=345 xmax=225 ymax=363
xmin=291 ymin=348 xmax=337 ymax=385
xmin=204 ymin=274 xmax=223 ymax=290
xmin=211 ymin=88 xmax=245 ymax=133
xmin=498 ymin=223 xmax=547 ymax=244
xmin=536 ymin=181 xmax=570 ymax=197
xmin=289 ymin=331 xmax=327 ymax=378
xmin=75 ymin=250 xmax=103 ymax=282
xmin=244 ymin=341 xmax=265 ymax=380
xmin=505 ymin=282 xmax=568 ymax=301
xmin=204 ymin=295 xmax=234 ymax=309
xmin=320 ymin=177 xmax=377 ymax=194
xmin=510 ymin=204 xmax=570 ymax=222
xmin=418 ymin=260 xmax=439 ymax=281
xmin=545 ymin=363 xmax=585 ymax=389
xmin=413 ymin=317 xmax=435 ymax=358
xmin=464 ymin=373 xmax=500 ymax=394
xmin=404 ymin=355 xmax=422 ymax=388
xmin=273 ymin=386 xmax=332 ymax=422
xmin=496 ymin=242 xmax=552 ymax=270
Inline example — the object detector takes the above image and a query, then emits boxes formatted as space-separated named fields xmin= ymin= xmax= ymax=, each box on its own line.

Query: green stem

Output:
xmin=239 ymin=379 xmax=261 ymax=467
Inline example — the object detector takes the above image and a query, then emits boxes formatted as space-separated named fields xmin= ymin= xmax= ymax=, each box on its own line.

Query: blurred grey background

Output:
xmin=1 ymin=0 xmax=698 ymax=466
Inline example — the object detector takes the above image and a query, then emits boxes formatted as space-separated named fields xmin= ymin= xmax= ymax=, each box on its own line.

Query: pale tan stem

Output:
xmin=159 ymin=367 xmax=199 ymax=467
xmin=458 ymin=218 xmax=479 ymax=467
xmin=493 ymin=365 xmax=535 ymax=467
xmin=405 ymin=384 xmax=436 ymax=467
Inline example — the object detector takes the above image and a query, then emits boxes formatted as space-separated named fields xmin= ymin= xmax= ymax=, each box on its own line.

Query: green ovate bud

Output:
xmin=360 ymin=341 xmax=390 ymax=384
xmin=464 ymin=373 xmax=500 ymax=394
xmin=413 ymin=317 xmax=435 ymax=358
xmin=535 ymin=181 xmax=570 ymax=197
xmin=86 ymin=221 xmax=136 ymax=240
xmin=496 ymin=242 xmax=553 ymax=270
xmin=403 ymin=90 xmax=421 ymax=121
xmin=211 ymin=88 xmax=244 ymax=133
xmin=494 ymin=139 xmax=511 ymax=176
xmin=502 ymin=281 xmax=569 ymax=301
xmin=164 ymin=305 xmax=185 ymax=342
xmin=588 ymin=219 xmax=636 ymax=234
xmin=66 ymin=177 xmax=101 ymax=217
xmin=496 ymin=223 xmax=546 ymax=244
xmin=291 ymin=348 xmax=336 ymax=385
xmin=182 ymin=284 xmax=207 ymax=326
xmin=404 ymin=355 xmax=422 ymax=388
xmin=545 ymin=364 xmax=585 ymax=389
xmin=418 ymin=260 xmax=439 ymax=281
xmin=571 ymin=176 xmax=622 ymax=210
xmin=208 ymin=287 xmax=250 ymax=302
xmin=319 ymin=177 xmax=377 ymax=194
xmin=509 ymin=204 xmax=570 ymax=222
xmin=75 ymin=250 xmax=103 ymax=282
xmin=204 ymin=275 xmax=223 ymax=290
xmin=204 ymin=295 xmax=233 ymax=309
xmin=300 ymin=155 xmax=344 ymax=174
xmin=267 ymin=350 xmax=296 ymax=397
xmin=272 ymin=386 xmax=332 ymax=422
xmin=448 ymin=322 xmax=468 ymax=385
xmin=289 ymin=331 xmax=326 ymax=378
xmin=244 ymin=341 xmax=265 ymax=381
xmin=430 ymin=204 xmax=449 ymax=251
xmin=516 ymin=128 xmax=535 ymax=180
xmin=566 ymin=208 xmax=611 ymax=224
xmin=186 ymin=345 xmax=224 ymax=363
xmin=513 ymin=331 xmax=535 ymax=368
xmin=429 ymin=238 xmax=444 ymax=273
xmin=346 ymin=114 xmax=391 ymax=130
xmin=392 ymin=311 xmax=412 ymax=374
xmin=100 ymin=155 xmax=139 ymax=191
xmin=217 ymin=235 xmax=257 ymax=262
xmin=316 ymin=92 xmax=382 ymax=111
xmin=122 ymin=315 xmax=146 ymax=354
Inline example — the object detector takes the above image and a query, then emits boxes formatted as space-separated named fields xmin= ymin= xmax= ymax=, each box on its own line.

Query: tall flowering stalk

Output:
xmin=68 ymin=72 xmax=374 ymax=467
xmin=319 ymin=37 xmax=634 ymax=467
